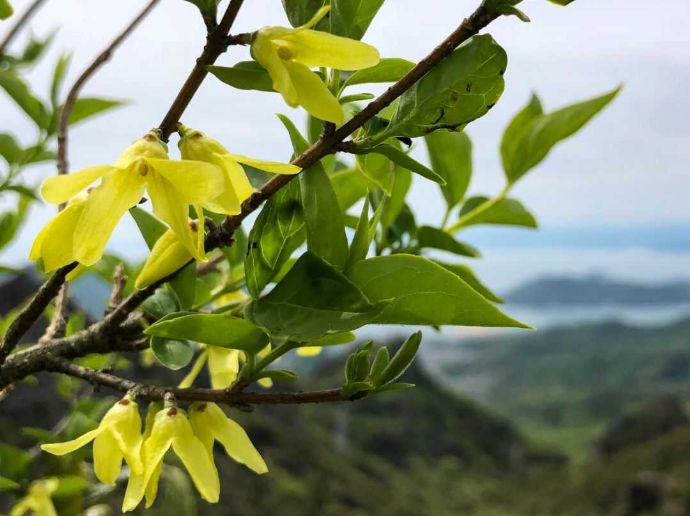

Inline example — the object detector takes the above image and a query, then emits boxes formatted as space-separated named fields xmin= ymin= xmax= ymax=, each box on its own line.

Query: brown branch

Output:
xmin=104 ymin=264 xmax=127 ymax=315
xmin=0 ymin=263 xmax=76 ymax=367
xmin=39 ymin=283 xmax=69 ymax=343
xmin=0 ymin=0 xmax=47 ymax=56
xmin=56 ymin=0 xmax=161 ymax=175
xmin=157 ymin=0 xmax=245 ymax=140
xmin=46 ymin=356 xmax=347 ymax=405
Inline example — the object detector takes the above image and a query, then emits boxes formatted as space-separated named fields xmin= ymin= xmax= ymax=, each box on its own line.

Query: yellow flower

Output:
xmin=122 ymin=400 xmax=219 ymax=512
xmin=41 ymin=395 xmax=143 ymax=485
xmin=135 ymin=227 xmax=194 ymax=289
xmin=251 ymin=6 xmax=380 ymax=123
xmin=33 ymin=132 xmax=224 ymax=270
xmin=189 ymin=402 xmax=267 ymax=474
xmin=178 ymin=125 xmax=300 ymax=215
xmin=297 ymin=346 xmax=323 ymax=357
xmin=10 ymin=478 xmax=58 ymax=516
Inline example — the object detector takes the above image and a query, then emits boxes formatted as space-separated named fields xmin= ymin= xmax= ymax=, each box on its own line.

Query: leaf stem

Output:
xmin=445 ymin=183 xmax=511 ymax=233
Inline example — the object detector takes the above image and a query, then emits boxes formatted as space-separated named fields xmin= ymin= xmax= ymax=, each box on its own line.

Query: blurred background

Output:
xmin=2 ymin=0 xmax=690 ymax=514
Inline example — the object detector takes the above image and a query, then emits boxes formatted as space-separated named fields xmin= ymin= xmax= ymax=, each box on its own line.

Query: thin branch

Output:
xmin=39 ymin=283 xmax=69 ymax=343
xmin=157 ymin=0 xmax=245 ymax=140
xmin=104 ymin=264 xmax=127 ymax=315
xmin=0 ymin=0 xmax=47 ymax=56
xmin=56 ymin=0 xmax=162 ymax=175
xmin=47 ymin=356 xmax=347 ymax=404
xmin=0 ymin=263 xmax=76 ymax=367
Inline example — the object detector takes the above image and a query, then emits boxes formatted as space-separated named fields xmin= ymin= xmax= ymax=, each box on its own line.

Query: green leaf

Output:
xmin=277 ymin=114 xmax=310 ymax=155
xmin=417 ymin=225 xmax=480 ymax=257
xmin=0 ymin=133 xmax=22 ymax=165
xmin=425 ymin=130 xmax=472 ymax=207
xmin=299 ymin=165 xmax=349 ymax=268
xmin=0 ymin=476 xmax=19 ymax=492
xmin=0 ymin=444 xmax=30 ymax=479
xmin=52 ymin=476 xmax=91 ymax=498
xmin=50 ymin=53 xmax=71 ymax=107
xmin=130 ymin=207 xmax=167 ymax=248
xmin=245 ymin=252 xmax=385 ymax=340
xmin=348 ymin=254 xmax=528 ymax=327
xmin=376 ymin=331 xmax=421 ymax=385
xmin=369 ymin=144 xmax=445 ymax=184
xmin=245 ymin=180 xmax=305 ymax=297
xmin=0 ymin=70 xmax=49 ymax=127
xmin=141 ymin=288 xmax=179 ymax=319
xmin=331 ymin=168 xmax=369 ymax=211
xmin=369 ymin=346 xmax=389 ymax=379
xmin=184 ymin=0 xmax=220 ymax=15
xmin=0 ymin=0 xmax=13 ymax=20
xmin=457 ymin=196 xmax=538 ymax=228
xmin=502 ymin=87 xmax=620 ymax=184
xmin=208 ymin=62 xmax=273 ymax=92
xmin=0 ymin=196 xmax=29 ymax=250
xmin=255 ymin=369 xmax=298 ymax=382
xmin=380 ymin=167 xmax=411 ymax=229
xmin=145 ymin=313 xmax=269 ymax=353
xmin=68 ymin=97 xmax=125 ymax=126
xmin=356 ymin=152 xmax=395 ymax=195
xmin=311 ymin=331 xmax=356 ymax=346
xmin=381 ymin=34 xmax=506 ymax=138
xmin=168 ymin=262 xmax=196 ymax=310
xmin=343 ymin=58 xmax=414 ymax=88
xmin=150 ymin=336 xmax=194 ymax=370
xmin=435 ymin=261 xmax=503 ymax=303
xmin=330 ymin=0 xmax=384 ymax=39
xmin=282 ymin=0 xmax=327 ymax=27
xmin=345 ymin=196 xmax=371 ymax=269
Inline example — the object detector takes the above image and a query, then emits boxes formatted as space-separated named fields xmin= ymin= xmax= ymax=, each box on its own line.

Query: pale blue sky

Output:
xmin=1 ymin=0 xmax=689 ymax=286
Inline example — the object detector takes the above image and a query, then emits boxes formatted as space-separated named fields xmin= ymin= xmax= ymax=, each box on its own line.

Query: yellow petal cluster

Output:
xmin=178 ymin=125 xmax=300 ymax=214
xmin=251 ymin=6 xmax=380 ymax=123
xmin=10 ymin=478 xmax=58 ymax=516
xmin=41 ymin=395 xmax=143 ymax=485
xmin=31 ymin=132 xmax=220 ymax=270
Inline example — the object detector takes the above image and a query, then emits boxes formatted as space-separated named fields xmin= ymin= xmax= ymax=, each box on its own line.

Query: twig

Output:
xmin=157 ymin=0 xmax=245 ymax=140
xmin=104 ymin=264 xmax=127 ymax=315
xmin=0 ymin=0 xmax=47 ymax=56
xmin=0 ymin=263 xmax=76 ymax=367
xmin=56 ymin=0 xmax=162 ymax=175
xmin=39 ymin=283 xmax=69 ymax=343
xmin=47 ymin=356 xmax=347 ymax=404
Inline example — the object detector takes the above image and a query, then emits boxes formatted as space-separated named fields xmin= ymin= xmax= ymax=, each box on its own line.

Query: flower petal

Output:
xmin=135 ymin=228 xmax=193 ymax=289
xmin=146 ymin=172 xmax=203 ymax=261
xmin=207 ymin=346 xmax=241 ymax=389
xmin=284 ymin=60 xmax=344 ymax=124
xmin=215 ymin=154 xmax=254 ymax=203
xmin=41 ymin=165 xmax=113 ymax=204
xmin=73 ymin=168 xmax=146 ymax=266
xmin=144 ymin=462 xmax=163 ymax=508
xmin=282 ymin=30 xmax=380 ymax=70
xmin=169 ymin=412 xmax=220 ymax=503
xmin=40 ymin=427 xmax=103 ymax=456
xmin=93 ymin=431 xmax=124 ymax=485
xmin=225 ymin=153 xmax=300 ymax=175
xmin=178 ymin=349 xmax=208 ymax=389
xmin=29 ymin=199 xmax=83 ymax=271
xmin=145 ymin=158 xmax=224 ymax=204
xmin=296 ymin=345 xmax=323 ymax=357
xmin=297 ymin=5 xmax=330 ymax=30
xmin=141 ymin=411 xmax=174 ymax=491
xmin=206 ymin=403 xmax=268 ymax=474
xmin=252 ymin=34 xmax=298 ymax=106
xmin=122 ymin=472 xmax=145 ymax=513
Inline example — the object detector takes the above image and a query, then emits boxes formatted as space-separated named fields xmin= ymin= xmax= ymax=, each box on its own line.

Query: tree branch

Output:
xmin=0 ymin=0 xmax=47 ymax=56
xmin=0 ymin=263 xmax=76 ymax=367
xmin=46 ymin=356 xmax=347 ymax=405
xmin=56 ymin=0 xmax=162 ymax=175
xmin=157 ymin=0 xmax=245 ymax=140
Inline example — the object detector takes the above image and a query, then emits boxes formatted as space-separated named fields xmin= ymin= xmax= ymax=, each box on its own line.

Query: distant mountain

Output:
xmin=505 ymin=274 xmax=690 ymax=306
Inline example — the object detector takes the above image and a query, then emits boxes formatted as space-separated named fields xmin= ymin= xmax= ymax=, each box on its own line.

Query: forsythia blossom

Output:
xmin=251 ymin=6 xmax=380 ymax=124
xmin=123 ymin=400 xmax=219 ymax=511
xmin=135 ymin=227 xmax=195 ymax=289
xmin=31 ymin=132 xmax=222 ymax=269
xmin=178 ymin=125 xmax=300 ymax=214
xmin=10 ymin=478 xmax=58 ymax=516
xmin=189 ymin=402 xmax=267 ymax=474
xmin=41 ymin=395 xmax=143 ymax=485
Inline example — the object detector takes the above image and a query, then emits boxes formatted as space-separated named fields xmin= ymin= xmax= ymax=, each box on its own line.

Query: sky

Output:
xmin=1 ymin=0 xmax=690 ymax=286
